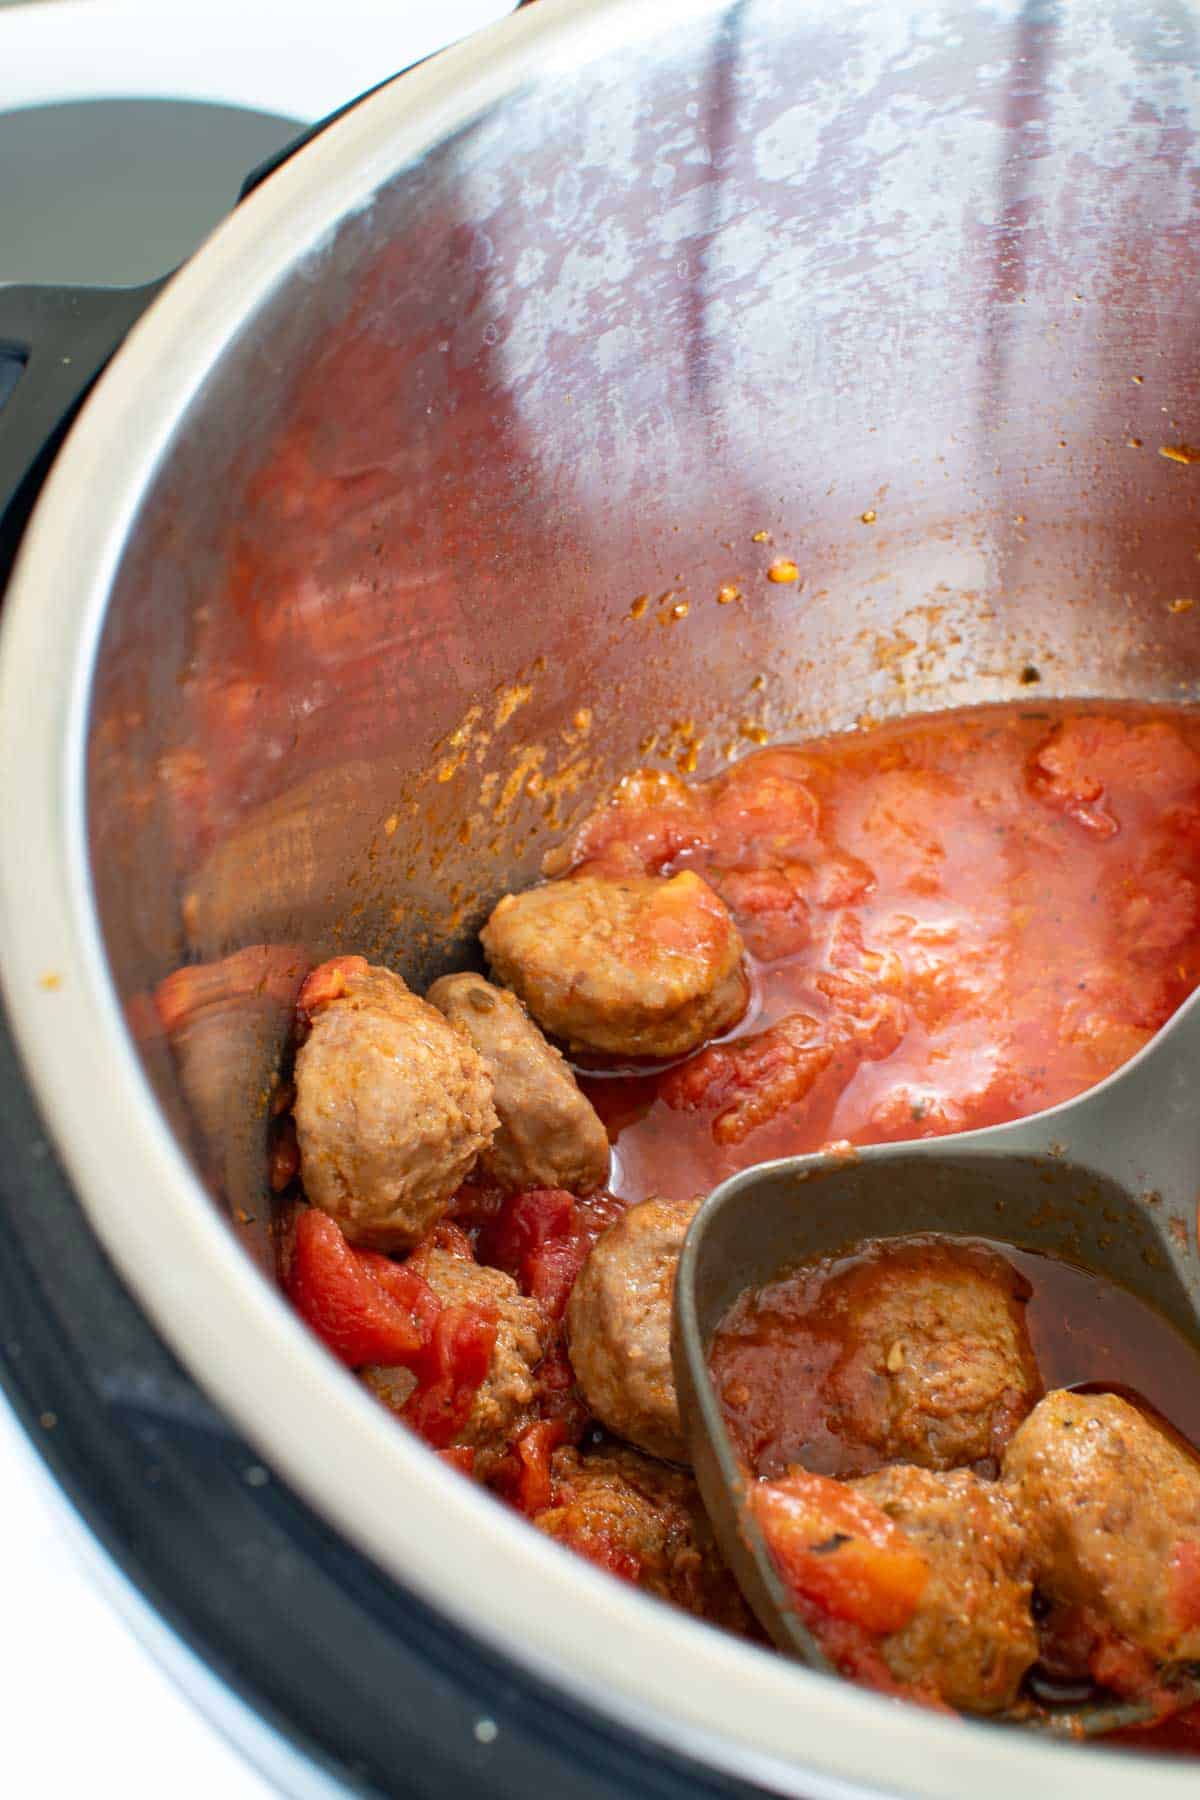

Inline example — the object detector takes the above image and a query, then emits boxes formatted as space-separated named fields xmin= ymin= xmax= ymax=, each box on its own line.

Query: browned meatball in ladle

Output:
xmin=1003 ymin=1389 xmax=1200 ymax=1679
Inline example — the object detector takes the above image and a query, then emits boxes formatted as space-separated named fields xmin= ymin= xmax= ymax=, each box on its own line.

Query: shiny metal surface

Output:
xmin=674 ymin=982 xmax=1200 ymax=1733
xmin=2 ymin=0 xmax=1200 ymax=1795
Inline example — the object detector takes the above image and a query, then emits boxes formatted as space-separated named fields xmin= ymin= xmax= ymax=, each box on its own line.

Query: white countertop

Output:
xmin=0 ymin=1400 xmax=281 ymax=1796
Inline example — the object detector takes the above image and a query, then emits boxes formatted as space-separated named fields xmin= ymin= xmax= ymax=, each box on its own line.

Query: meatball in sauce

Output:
xmin=1004 ymin=1390 xmax=1200 ymax=1686
xmin=426 ymin=973 xmax=609 ymax=1195
xmin=533 ymin=1439 xmax=755 ymax=1636
xmin=481 ymin=870 xmax=748 ymax=1061
xmin=293 ymin=957 xmax=497 ymax=1249
xmin=567 ymin=1196 xmax=698 ymax=1464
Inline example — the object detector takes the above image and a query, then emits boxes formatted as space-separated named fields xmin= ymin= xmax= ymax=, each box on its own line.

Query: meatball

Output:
xmin=825 ymin=1239 xmax=1042 ymax=1472
xmin=851 ymin=1465 xmax=1037 ymax=1714
xmin=1002 ymin=1389 xmax=1200 ymax=1669
xmin=566 ymin=1196 xmax=698 ymax=1463
xmin=363 ymin=1248 xmax=552 ymax=1478
xmin=426 ymin=973 xmax=609 ymax=1194
xmin=481 ymin=870 xmax=747 ymax=1060
xmin=533 ymin=1440 xmax=753 ymax=1634
xmin=294 ymin=957 xmax=497 ymax=1249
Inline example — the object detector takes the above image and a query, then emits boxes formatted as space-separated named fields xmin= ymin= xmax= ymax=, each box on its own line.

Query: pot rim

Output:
xmin=0 ymin=1 xmax=1193 ymax=1793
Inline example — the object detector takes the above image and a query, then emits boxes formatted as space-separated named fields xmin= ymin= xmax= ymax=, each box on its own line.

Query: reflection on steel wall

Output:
xmin=82 ymin=0 xmax=1200 ymax=1230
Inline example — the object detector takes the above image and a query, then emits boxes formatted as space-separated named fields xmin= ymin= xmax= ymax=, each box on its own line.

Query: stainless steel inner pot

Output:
xmin=2 ymin=1 xmax=1200 ymax=1794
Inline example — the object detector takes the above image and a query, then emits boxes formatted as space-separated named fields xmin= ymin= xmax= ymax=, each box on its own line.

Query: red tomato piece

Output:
xmin=296 ymin=955 xmax=370 ymax=1022
xmin=813 ymin=850 xmax=876 ymax=910
xmin=748 ymin=1469 xmax=929 ymax=1636
xmin=532 ymin=1340 xmax=590 ymax=1441
xmin=1121 ymin=861 xmax=1200 ymax=966
xmin=707 ymin=763 xmax=821 ymax=865
xmin=493 ymin=1419 xmax=568 ymax=1515
xmin=569 ymin=769 xmax=709 ymax=876
xmin=156 ymin=943 xmax=312 ymax=1033
xmin=1032 ymin=717 xmax=1200 ymax=839
xmin=478 ymin=1188 xmax=627 ymax=1321
xmin=287 ymin=1208 xmax=439 ymax=1367
xmin=478 ymin=1187 xmax=575 ymax=1283
xmin=478 ymin=1189 xmax=579 ymax=1319
xmin=525 ymin=1239 xmax=590 ymax=1321
xmin=710 ymin=866 xmax=813 ymax=961
xmin=660 ymin=1014 xmax=835 ymax=1146
xmin=402 ymin=1304 xmax=498 ymax=1448
xmin=438 ymin=1446 xmax=477 ymax=1477
xmin=1090 ymin=1632 xmax=1162 ymax=1702
xmin=804 ymin=1611 xmax=937 ymax=1705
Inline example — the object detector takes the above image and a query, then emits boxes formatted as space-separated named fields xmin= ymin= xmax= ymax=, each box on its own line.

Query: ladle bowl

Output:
xmin=673 ymin=988 xmax=1200 ymax=1736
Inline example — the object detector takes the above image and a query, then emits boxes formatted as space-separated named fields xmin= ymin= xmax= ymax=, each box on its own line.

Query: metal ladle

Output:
xmin=672 ymin=988 xmax=1200 ymax=1737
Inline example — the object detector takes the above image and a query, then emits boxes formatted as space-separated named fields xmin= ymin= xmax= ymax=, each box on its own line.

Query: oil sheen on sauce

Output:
xmin=570 ymin=703 xmax=1200 ymax=1205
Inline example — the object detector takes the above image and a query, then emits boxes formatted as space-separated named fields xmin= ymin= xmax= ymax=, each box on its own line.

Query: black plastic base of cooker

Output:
xmin=0 ymin=991 xmax=777 ymax=1799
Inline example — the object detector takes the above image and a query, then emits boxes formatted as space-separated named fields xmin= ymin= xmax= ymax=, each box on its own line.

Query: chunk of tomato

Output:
xmin=748 ymin=1469 xmax=929 ymax=1636
xmin=402 ymin=1304 xmax=498 ymax=1448
xmin=286 ymin=1207 xmax=439 ymax=1367
xmin=296 ymin=954 xmax=370 ymax=1022
xmin=493 ymin=1419 xmax=567 ymax=1515
xmin=478 ymin=1187 xmax=627 ymax=1321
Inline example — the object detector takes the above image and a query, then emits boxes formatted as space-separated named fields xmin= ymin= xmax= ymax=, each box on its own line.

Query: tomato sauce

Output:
xmin=572 ymin=704 xmax=1200 ymax=1202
